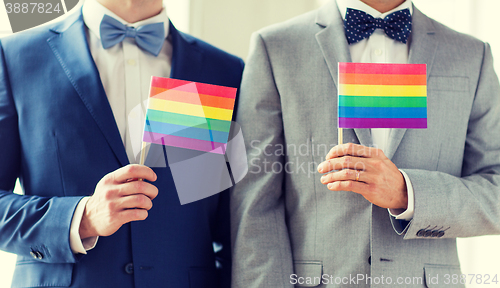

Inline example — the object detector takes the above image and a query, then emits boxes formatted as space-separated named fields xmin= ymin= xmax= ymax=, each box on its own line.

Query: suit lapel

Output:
xmin=384 ymin=5 xmax=438 ymax=160
xmin=144 ymin=23 xmax=205 ymax=166
xmin=315 ymin=0 xmax=372 ymax=146
xmin=169 ymin=22 xmax=203 ymax=81
xmin=47 ymin=11 xmax=129 ymax=166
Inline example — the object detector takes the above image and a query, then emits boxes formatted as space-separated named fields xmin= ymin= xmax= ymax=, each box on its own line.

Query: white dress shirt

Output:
xmin=69 ymin=0 xmax=173 ymax=254
xmin=336 ymin=0 xmax=415 ymax=220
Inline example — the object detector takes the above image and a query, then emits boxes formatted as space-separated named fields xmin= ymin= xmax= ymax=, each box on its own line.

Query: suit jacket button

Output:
xmin=125 ymin=263 xmax=134 ymax=274
xmin=416 ymin=229 xmax=425 ymax=237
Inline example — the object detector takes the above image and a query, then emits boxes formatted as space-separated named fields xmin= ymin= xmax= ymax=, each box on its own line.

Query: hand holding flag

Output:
xmin=317 ymin=143 xmax=408 ymax=210
xmin=320 ymin=62 xmax=427 ymax=209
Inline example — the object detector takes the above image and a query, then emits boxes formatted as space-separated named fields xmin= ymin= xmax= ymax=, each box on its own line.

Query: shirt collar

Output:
xmin=82 ymin=0 xmax=170 ymax=40
xmin=337 ymin=0 xmax=413 ymax=20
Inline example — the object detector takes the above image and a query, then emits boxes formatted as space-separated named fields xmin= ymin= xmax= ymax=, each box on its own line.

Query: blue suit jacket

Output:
xmin=0 ymin=11 xmax=244 ymax=288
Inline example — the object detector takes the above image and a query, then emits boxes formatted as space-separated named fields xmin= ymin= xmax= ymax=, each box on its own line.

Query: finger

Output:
xmin=118 ymin=181 xmax=159 ymax=200
xmin=112 ymin=164 xmax=157 ymax=183
xmin=118 ymin=209 xmax=149 ymax=224
xmin=317 ymin=156 xmax=369 ymax=173
xmin=320 ymin=169 xmax=372 ymax=185
xmin=326 ymin=179 xmax=370 ymax=194
xmin=117 ymin=194 xmax=154 ymax=210
xmin=325 ymin=143 xmax=383 ymax=160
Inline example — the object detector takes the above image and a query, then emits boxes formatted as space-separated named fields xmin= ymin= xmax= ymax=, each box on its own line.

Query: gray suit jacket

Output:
xmin=231 ymin=1 xmax=500 ymax=287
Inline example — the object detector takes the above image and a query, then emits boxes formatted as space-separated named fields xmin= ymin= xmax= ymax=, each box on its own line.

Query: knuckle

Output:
xmin=104 ymin=189 xmax=116 ymax=200
xmin=126 ymin=164 xmax=137 ymax=175
xmin=346 ymin=143 xmax=355 ymax=151
xmin=133 ymin=181 xmax=145 ymax=192
xmin=133 ymin=181 xmax=142 ymax=191
xmin=354 ymin=161 xmax=365 ymax=171
xmin=343 ymin=169 xmax=352 ymax=178
xmin=345 ymin=181 xmax=354 ymax=189
xmin=103 ymin=174 xmax=114 ymax=185
xmin=333 ymin=182 xmax=342 ymax=189
xmin=330 ymin=161 xmax=339 ymax=171
xmin=327 ymin=160 xmax=335 ymax=169
xmin=135 ymin=195 xmax=146 ymax=206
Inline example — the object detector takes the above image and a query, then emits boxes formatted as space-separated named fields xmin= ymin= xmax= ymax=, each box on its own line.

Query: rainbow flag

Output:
xmin=338 ymin=62 xmax=427 ymax=129
xmin=143 ymin=77 xmax=237 ymax=154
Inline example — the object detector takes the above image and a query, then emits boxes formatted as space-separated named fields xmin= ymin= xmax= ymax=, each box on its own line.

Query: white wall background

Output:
xmin=1 ymin=0 xmax=500 ymax=287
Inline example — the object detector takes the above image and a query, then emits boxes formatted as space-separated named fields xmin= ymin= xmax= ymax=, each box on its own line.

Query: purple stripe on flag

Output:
xmin=338 ymin=118 xmax=427 ymax=129
xmin=143 ymin=131 xmax=227 ymax=154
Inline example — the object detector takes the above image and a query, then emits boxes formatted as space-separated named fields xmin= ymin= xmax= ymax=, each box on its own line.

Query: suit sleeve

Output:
xmin=0 ymin=41 xmax=82 ymax=263
xmin=230 ymin=33 xmax=294 ymax=288
xmin=398 ymin=43 xmax=500 ymax=239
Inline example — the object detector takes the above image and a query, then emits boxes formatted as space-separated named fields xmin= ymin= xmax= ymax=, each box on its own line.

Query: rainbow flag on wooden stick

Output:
xmin=338 ymin=62 xmax=427 ymax=129
xmin=143 ymin=77 xmax=237 ymax=154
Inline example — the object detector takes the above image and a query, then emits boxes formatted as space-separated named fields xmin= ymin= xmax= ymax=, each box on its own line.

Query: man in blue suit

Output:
xmin=0 ymin=0 xmax=243 ymax=286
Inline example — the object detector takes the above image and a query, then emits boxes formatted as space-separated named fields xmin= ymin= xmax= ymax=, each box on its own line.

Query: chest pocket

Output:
xmin=428 ymin=76 xmax=469 ymax=92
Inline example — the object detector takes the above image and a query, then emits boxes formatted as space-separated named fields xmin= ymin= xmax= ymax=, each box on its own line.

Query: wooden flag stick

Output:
xmin=338 ymin=128 xmax=343 ymax=146
xmin=137 ymin=141 xmax=148 ymax=182
xmin=139 ymin=141 xmax=147 ymax=166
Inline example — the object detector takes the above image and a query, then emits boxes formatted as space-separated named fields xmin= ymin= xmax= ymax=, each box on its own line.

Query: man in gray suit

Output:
xmin=231 ymin=0 xmax=500 ymax=287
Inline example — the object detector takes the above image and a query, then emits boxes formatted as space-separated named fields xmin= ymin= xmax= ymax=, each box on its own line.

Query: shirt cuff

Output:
xmin=388 ymin=170 xmax=414 ymax=220
xmin=70 ymin=197 xmax=99 ymax=254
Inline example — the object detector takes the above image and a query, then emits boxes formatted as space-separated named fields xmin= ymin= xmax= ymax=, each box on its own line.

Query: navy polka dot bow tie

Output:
xmin=344 ymin=8 xmax=412 ymax=45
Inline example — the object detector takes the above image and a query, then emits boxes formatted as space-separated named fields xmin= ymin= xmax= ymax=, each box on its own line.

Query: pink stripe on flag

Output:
xmin=143 ymin=132 xmax=227 ymax=154
xmin=338 ymin=63 xmax=427 ymax=75
xmin=338 ymin=117 xmax=427 ymax=129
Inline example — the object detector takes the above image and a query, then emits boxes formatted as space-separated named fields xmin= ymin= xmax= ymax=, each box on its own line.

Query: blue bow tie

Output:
xmin=344 ymin=8 xmax=412 ymax=45
xmin=99 ymin=14 xmax=165 ymax=56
